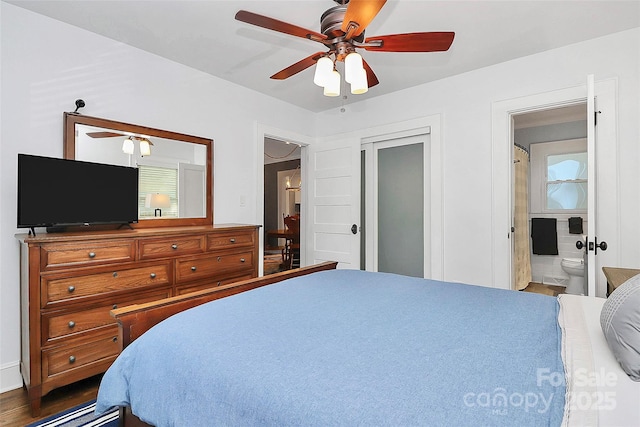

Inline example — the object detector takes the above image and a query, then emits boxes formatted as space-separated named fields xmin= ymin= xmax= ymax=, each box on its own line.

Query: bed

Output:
xmin=96 ymin=262 xmax=640 ymax=426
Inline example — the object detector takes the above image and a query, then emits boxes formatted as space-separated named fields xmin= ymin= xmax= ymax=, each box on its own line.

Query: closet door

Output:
xmin=364 ymin=134 xmax=431 ymax=278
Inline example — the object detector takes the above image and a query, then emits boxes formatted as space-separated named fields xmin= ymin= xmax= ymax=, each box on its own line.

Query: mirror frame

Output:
xmin=64 ymin=112 xmax=213 ymax=228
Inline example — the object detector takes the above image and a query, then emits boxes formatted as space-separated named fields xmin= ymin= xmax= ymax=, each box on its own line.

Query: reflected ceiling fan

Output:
xmin=235 ymin=0 xmax=454 ymax=96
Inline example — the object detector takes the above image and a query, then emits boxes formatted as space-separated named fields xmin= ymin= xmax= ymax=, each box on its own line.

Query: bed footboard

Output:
xmin=111 ymin=262 xmax=338 ymax=349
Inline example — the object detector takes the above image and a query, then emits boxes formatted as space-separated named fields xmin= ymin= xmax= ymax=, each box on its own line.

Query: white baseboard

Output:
xmin=0 ymin=361 xmax=23 ymax=393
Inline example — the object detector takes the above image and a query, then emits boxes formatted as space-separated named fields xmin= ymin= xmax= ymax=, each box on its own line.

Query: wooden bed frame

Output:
xmin=109 ymin=261 xmax=338 ymax=426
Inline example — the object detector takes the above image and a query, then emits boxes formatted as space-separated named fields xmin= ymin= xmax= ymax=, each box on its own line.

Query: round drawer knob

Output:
xmin=216 ymin=281 xmax=221 ymax=286
xmin=150 ymin=273 xmax=156 ymax=279
xmin=230 ymin=238 xmax=236 ymax=243
xmin=240 ymin=258 xmax=246 ymax=263
xmin=112 ymin=272 xmax=118 ymax=278
xmin=88 ymin=252 xmax=96 ymax=258
xmin=69 ymin=356 xmax=76 ymax=364
xmin=68 ymin=321 xmax=76 ymax=329
xmin=112 ymin=336 xmax=118 ymax=343
xmin=171 ymin=244 xmax=178 ymax=250
xmin=191 ymin=266 xmax=197 ymax=272
xmin=68 ymin=286 xmax=75 ymax=293
xmin=113 ymin=304 xmax=118 ymax=310
xmin=217 ymin=257 xmax=221 ymax=262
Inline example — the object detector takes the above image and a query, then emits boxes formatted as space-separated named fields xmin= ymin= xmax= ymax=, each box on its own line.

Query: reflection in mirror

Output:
xmin=64 ymin=113 xmax=213 ymax=228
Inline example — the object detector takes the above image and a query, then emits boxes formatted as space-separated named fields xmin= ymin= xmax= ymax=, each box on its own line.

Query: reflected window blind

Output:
xmin=138 ymin=165 xmax=178 ymax=218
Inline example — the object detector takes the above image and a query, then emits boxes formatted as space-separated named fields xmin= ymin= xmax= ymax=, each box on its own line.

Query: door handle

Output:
xmin=585 ymin=237 xmax=608 ymax=254
xmin=595 ymin=238 xmax=607 ymax=254
xmin=351 ymin=224 xmax=358 ymax=235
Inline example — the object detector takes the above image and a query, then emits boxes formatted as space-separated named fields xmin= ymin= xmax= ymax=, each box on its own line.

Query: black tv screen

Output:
xmin=18 ymin=154 xmax=139 ymax=229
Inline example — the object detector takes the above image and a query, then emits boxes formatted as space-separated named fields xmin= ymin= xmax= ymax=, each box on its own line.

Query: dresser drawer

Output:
xmin=175 ymin=251 xmax=254 ymax=283
xmin=207 ymin=230 xmax=255 ymax=251
xmin=43 ymin=329 xmax=120 ymax=377
xmin=42 ymin=262 xmax=171 ymax=307
xmin=139 ymin=235 xmax=205 ymax=260
xmin=41 ymin=240 xmax=135 ymax=270
xmin=44 ymin=288 xmax=172 ymax=343
xmin=175 ymin=272 xmax=255 ymax=295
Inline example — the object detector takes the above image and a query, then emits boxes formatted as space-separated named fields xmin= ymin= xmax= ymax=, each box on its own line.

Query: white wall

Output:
xmin=0 ymin=3 xmax=314 ymax=392
xmin=314 ymin=28 xmax=639 ymax=289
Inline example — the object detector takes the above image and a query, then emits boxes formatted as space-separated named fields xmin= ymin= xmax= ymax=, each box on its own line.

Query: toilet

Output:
xmin=561 ymin=258 xmax=585 ymax=295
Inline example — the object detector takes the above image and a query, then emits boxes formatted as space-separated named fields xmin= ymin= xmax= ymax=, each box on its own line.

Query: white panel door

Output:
xmin=306 ymin=137 xmax=360 ymax=268
xmin=586 ymin=76 xmax=618 ymax=297
xmin=586 ymin=75 xmax=597 ymax=296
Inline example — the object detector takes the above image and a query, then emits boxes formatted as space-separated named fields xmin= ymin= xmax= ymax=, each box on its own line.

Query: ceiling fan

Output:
xmin=235 ymin=0 xmax=455 ymax=95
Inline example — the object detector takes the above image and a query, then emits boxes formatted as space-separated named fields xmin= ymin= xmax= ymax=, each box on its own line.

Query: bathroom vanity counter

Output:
xmin=602 ymin=266 xmax=640 ymax=296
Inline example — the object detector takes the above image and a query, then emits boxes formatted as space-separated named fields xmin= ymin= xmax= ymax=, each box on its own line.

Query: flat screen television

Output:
xmin=18 ymin=154 xmax=139 ymax=233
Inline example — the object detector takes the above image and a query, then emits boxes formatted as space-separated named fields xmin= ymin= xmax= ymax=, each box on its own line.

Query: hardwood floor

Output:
xmin=0 ymin=375 xmax=101 ymax=427
xmin=523 ymin=282 xmax=566 ymax=297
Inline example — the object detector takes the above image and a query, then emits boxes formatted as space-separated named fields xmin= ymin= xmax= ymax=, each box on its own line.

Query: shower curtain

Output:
xmin=513 ymin=145 xmax=532 ymax=290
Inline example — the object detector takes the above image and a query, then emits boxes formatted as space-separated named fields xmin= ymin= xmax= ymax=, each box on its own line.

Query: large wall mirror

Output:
xmin=64 ymin=113 xmax=213 ymax=228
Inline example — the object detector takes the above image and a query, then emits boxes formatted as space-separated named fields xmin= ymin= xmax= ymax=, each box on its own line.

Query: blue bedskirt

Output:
xmin=97 ymin=270 xmax=565 ymax=426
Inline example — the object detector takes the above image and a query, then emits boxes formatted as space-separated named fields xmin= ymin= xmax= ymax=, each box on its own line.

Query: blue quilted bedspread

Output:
xmin=96 ymin=270 xmax=565 ymax=426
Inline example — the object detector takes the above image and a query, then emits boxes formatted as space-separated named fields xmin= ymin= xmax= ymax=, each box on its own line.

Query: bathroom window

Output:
xmin=546 ymin=152 xmax=587 ymax=210
xmin=530 ymin=139 xmax=587 ymax=213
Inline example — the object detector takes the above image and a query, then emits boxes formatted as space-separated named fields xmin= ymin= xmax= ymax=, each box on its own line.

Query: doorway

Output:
xmin=263 ymin=138 xmax=303 ymax=274
xmin=492 ymin=79 xmax=618 ymax=297
xmin=511 ymin=104 xmax=588 ymax=293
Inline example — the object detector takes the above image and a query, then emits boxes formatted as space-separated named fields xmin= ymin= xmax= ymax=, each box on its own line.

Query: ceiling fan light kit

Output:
xmin=122 ymin=137 xmax=135 ymax=155
xmin=121 ymin=135 xmax=153 ymax=156
xmin=323 ymin=69 xmax=342 ymax=97
xmin=235 ymin=0 xmax=454 ymax=98
xmin=344 ymin=51 xmax=363 ymax=84
xmin=313 ymin=56 xmax=334 ymax=87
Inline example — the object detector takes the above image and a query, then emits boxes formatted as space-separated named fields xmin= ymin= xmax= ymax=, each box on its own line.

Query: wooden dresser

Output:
xmin=18 ymin=224 xmax=259 ymax=416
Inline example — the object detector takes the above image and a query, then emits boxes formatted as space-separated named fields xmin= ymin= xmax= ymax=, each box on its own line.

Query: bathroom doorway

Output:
xmin=511 ymin=104 xmax=588 ymax=293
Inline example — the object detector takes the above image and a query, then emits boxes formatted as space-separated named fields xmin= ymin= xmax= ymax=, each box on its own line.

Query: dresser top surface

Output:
xmin=17 ymin=224 xmax=260 ymax=244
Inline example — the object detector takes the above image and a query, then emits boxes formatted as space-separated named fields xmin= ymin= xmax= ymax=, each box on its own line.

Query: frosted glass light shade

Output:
xmin=344 ymin=52 xmax=363 ymax=84
xmin=139 ymin=139 xmax=151 ymax=156
xmin=350 ymin=68 xmax=369 ymax=95
xmin=122 ymin=137 xmax=135 ymax=154
xmin=313 ymin=56 xmax=333 ymax=87
xmin=323 ymin=70 xmax=341 ymax=97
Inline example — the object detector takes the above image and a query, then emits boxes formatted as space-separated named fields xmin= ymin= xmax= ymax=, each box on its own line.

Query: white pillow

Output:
xmin=600 ymin=273 xmax=640 ymax=381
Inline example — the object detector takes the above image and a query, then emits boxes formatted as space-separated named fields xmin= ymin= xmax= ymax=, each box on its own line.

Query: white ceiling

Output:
xmin=8 ymin=1 xmax=640 ymax=113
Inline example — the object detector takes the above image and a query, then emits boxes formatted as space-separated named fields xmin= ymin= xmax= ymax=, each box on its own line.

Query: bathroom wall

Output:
xmin=515 ymin=120 xmax=588 ymax=285
xmin=529 ymin=214 xmax=587 ymax=285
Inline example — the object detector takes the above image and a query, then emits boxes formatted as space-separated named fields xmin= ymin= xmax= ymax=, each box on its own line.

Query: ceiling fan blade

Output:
xmin=361 ymin=59 xmax=379 ymax=88
xmin=86 ymin=131 xmax=124 ymax=138
xmin=341 ymin=0 xmax=387 ymax=38
xmin=363 ymin=32 xmax=455 ymax=52
xmin=236 ymin=10 xmax=327 ymax=42
xmin=270 ymin=52 xmax=327 ymax=80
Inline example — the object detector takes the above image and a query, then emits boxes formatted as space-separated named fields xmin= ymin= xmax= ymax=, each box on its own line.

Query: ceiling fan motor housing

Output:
xmin=321 ymin=6 xmax=348 ymax=38
xmin=321 ymin=5 xmax=363 ymax=60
